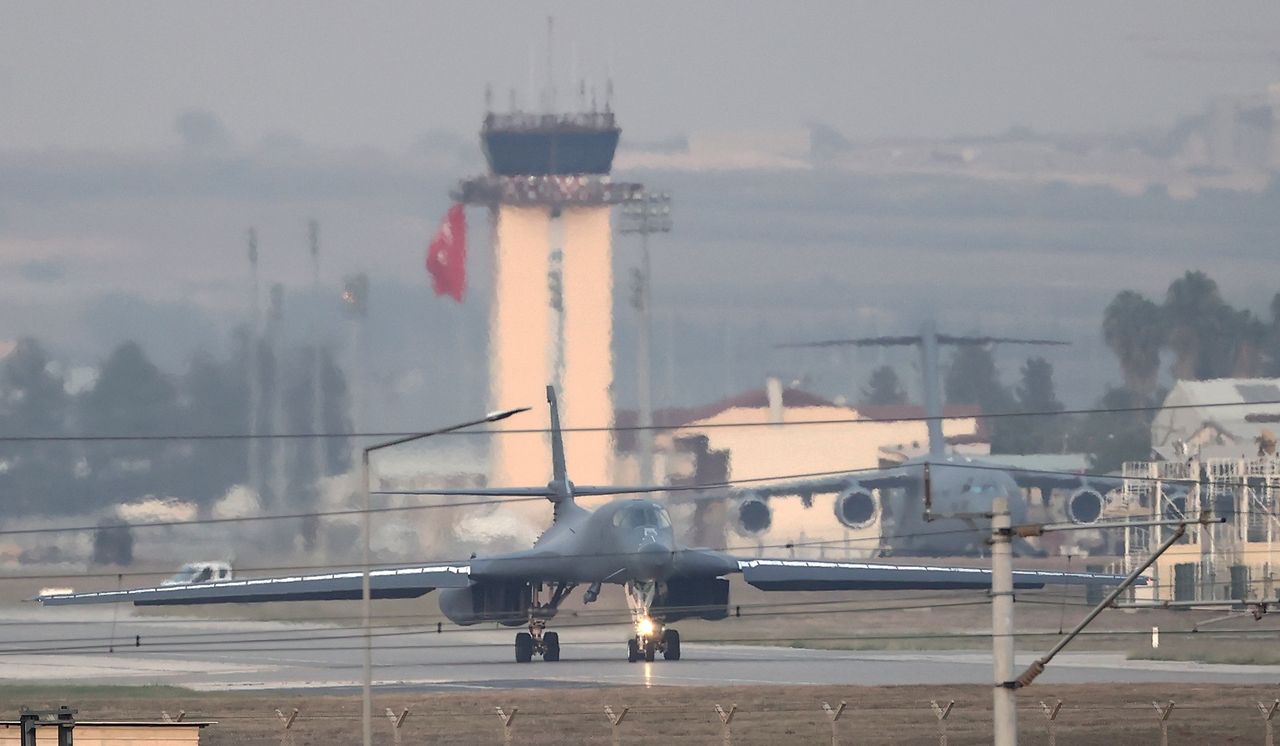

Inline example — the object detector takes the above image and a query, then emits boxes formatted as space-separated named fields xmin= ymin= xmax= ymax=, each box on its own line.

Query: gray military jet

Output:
xmin=727 ymin=323 xmax=1118 ymax=555
xmin=39 ymin=386 xmax=1129 ymax=663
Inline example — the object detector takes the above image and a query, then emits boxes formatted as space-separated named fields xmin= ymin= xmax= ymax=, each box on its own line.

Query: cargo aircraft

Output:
xmin=721 ymin=325 xmax=1120 ymax=555
xmin=39 ymin=387 xmax=1129 ymax=663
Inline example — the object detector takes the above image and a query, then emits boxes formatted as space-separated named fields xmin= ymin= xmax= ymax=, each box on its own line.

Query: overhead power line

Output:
xmin=0 ymin=458 xmax=1273 ymax=539
xmin=0 ymin=398 xmax=1268 ymax=443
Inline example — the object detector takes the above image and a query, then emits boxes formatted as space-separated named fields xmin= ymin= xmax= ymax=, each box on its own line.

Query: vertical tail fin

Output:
xmin=546 ymin=385 xmax=572 ymax=505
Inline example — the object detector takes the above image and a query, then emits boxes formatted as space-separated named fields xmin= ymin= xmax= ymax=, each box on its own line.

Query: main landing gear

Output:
xmin=514 ymin=582 xmax=571 ymax=663
xmin=624 ymin=580 xmax=681 ymax=663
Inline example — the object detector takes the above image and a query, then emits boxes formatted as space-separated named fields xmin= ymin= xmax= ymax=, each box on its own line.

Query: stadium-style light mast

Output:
xmin=619 ymin=191 xmax=672 ymax=484
xmin=360 ymin=406 xmax=528 ymax=746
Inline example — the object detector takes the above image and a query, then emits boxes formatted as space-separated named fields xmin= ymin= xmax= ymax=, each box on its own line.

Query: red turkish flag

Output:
xmin=426 ymin=203 xmax=467 ymax=302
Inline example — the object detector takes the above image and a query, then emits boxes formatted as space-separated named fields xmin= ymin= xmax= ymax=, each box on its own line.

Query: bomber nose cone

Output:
xmin=629 ymin=538 xmax=674 ymax=581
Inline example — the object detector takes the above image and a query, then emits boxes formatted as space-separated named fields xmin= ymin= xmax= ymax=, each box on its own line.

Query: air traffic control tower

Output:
xmin=455 ymin=105 xmax=641 ymax=487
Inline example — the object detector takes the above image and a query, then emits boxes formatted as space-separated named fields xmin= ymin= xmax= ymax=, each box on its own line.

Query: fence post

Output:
xmin=495 ymin=707 xmax=518 ymax=746
xmin=822 ymin=701 xmax=847 ymax=746
xmin=385 ymin=707 xmax=410 ymax=746
xmin=274 ymin=708 xmax=298 ymax=746
xmin=1039 ymin=700 xmax=1063 ymax=746
xmin=715 ymin=704 xmax=737 ymax=746
xmin=1152 ymin=701 xmax=1175 ymax=746
xmin=930 ymin=700 xmax=954 ymax=746
xmin=605 ymin=706 xmax=629 ymax=746
xmin=1260 ymin=700 xmax=1280 ymax=746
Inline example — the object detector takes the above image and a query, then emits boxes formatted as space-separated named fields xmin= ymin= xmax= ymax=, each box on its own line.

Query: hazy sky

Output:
xmin=3 ymin=2 xmax=1280 ymax=150
xmin=2 ymin=1 xmax=1280 ymax=422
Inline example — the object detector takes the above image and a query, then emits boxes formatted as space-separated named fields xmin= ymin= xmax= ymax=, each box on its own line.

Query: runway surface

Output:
xmin=5 ymin=606 xmax=1279 ymax=691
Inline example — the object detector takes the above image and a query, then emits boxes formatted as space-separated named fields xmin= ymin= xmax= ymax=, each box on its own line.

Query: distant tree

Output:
xmin=945 ymin=345 xmax=1015 ymax=415
xmin=1267 ymin=292 xmax=1280 ymax=377
xmin=1102 ymin=290 xmax=1165 ymax=395
xmin=0 ymin=338 xmax=75 ymax=514
xmin=77 ymin=341 xmax=182 ymax=508
xmin=860 ymin=365 xmax=907 ymax=406
xmin=994 ymin=357 xmax=1068 ymax=454
xmin=0 ymin=338 xmax=68 ymax=436
xmin=1164 ymin=271 xmax=1227 ymax=380
xmin=946 ymin=345 xmax=1019 ymax=453
xmin=1069 ymin=387 xmax=1158 ymax=473
xmin=1215 ymin=305 xmax=1268 ymax=378
xmin=177 ymin=347 xmax=249 ymax=505
xmin=80 ymin=341 xmax=177 ymax=437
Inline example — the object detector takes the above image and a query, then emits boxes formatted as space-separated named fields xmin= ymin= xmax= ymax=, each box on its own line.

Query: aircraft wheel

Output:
xmin=627 ymin=638 xmax=640 ymax=663
xmin=662 ymin=629 xmax=681 ymax=661
xmin=515 ymin=632 xmax=534 ymax=663
xmin=643 ymin=639 xmax=657 ymax=662
xmin=543 ymin=631 xmax=560 ymax=662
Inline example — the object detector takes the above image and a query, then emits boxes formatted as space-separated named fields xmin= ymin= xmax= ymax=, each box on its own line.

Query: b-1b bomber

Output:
xmin=38 ymin=387 xmax=1129 ymax=663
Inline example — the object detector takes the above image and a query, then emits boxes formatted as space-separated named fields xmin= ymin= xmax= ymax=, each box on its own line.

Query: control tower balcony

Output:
xmin=482 ymin=111 xmax=621 ymax=176
xmin=453 ymin=174 xmax=642 ymax=208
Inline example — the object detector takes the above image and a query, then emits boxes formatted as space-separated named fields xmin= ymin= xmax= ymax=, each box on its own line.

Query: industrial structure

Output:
xmin=1122 ymin=453 xmax=1280 ymax=601
xmin=1120 ymin=378 xmax=1280 ymax=601
xmin=454 ymin=103 xmax=642 ymax=486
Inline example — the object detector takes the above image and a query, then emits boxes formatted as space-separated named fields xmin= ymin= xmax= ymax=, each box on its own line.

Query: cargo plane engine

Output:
xmin=1066 ymin=487 xmax=1104 ymax=524
xmin=833 ymin=485 xmax=879 ymax=529
xmin=732 ymin=493 xmax=772 ymax=536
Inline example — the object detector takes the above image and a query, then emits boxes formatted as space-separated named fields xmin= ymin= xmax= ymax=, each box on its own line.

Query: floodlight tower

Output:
xmin=246 ymin=228 xmax=262 ymax=503
xmin=455 ymin=100 xmax=642 ymax=486
xmin=619 ymin=191 xmax=672 ymax=484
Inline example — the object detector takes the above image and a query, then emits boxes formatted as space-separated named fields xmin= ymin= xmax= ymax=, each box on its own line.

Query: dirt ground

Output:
xmin=2 ymin=682 xmax=1278 ymax=745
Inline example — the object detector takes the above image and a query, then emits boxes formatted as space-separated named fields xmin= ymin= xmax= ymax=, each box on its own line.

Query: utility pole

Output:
xmin=619 ymin=191 xmax=671 ymax=483
xmin=359 ymin=407 xmax=528 ymax=746
xmin=991 ymin=496 xmax=1017 ymax=746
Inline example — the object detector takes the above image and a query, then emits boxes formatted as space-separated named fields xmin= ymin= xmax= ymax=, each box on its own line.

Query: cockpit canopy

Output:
xmin=612 ymin=502 xmax=672 ymax=531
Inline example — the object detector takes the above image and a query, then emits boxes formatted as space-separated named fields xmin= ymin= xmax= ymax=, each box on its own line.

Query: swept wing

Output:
xmin=735 ymin=558 xmax=1136 ymax=591
xmin=37 ymin=563 xmax=471 ymax=606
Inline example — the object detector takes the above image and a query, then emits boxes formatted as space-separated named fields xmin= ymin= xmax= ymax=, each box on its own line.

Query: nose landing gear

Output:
xmin=627 ymin=626 xmax=680 ymax=662
xmin=624 ymin=580 xmax=680 ymax=662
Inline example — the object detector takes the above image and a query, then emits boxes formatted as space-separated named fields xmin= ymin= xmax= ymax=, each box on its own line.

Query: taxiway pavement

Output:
xmin=5 ymin=606 xmax=1280 ymax=691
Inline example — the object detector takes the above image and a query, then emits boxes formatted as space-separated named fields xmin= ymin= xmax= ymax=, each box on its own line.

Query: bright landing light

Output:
xmin=636 ymin=617 xmax=656 ymax=637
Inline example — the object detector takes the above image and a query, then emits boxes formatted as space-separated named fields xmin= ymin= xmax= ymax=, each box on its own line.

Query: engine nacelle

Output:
xmin=438 ymin=581 xmax=532 ymax=627
xmin=733 ymin=495 xmax=772 ymax=536
xmin=658 ymin=577 xmax=730 ymax=623
xmin=834 ymin=486 xmax=878 ymax=528
xmin=1067 ymin=488 xmax=1104 ymax=524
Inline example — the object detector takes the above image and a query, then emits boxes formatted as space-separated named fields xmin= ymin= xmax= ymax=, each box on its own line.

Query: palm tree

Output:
xmin=1102 ymin=290 xmax=1165 ymax=394
xmin=1164 ymin=270 xmax=1224 ymax=380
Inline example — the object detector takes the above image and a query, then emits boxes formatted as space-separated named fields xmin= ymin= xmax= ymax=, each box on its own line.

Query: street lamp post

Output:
xmin=359 ymin=406 xmax=528 ymax=746
xmin=619 ymin=191 xmax=672 ymax=484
